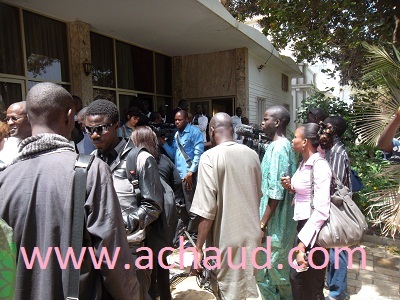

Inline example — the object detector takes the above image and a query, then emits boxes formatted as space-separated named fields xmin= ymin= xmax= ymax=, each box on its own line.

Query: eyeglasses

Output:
xmin=84 ymin=124 xmax=114 ymax=135
xmin=4 ymin=115 xmax=26 ymax=122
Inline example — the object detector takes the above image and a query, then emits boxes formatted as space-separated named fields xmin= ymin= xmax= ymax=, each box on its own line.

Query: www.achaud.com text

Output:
xmin=18 ymin=237 xmax=367 ymax=270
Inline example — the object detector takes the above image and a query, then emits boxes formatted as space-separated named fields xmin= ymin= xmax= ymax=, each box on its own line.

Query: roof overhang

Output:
xmin=8 ymin=0 xmax=302 ymax=76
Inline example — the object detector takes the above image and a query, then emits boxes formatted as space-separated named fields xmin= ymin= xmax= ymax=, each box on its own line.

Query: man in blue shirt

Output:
xmin=161 ymin=110 xmax=204 ymax=243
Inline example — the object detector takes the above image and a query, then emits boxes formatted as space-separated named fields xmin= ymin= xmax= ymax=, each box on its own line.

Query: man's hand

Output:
xmin=396 ymin=106 xmax=400 ymax=118
xmin=191 ymin=247 xmax=204 ymax=275
xmin=261 ymin=226 xmax=267 ymax=243
xmin=183 ymin=171 xmax=194 ymax=190
xmin=158 ymin=136 xmax=166 ymax=145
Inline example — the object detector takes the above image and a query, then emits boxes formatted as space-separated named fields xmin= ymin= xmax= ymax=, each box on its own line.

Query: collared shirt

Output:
xmin=119 ymin=124 xmax=134 ymax=139
xmin=163 ymin=123 xmax=204 ymax=178
xmin=95 ymin=138 xmax=126 ymax=166
xmin=291 ymin=152 xmax=332 ymax=247
xmin=192 ymin=114 xmax=208 ymax=142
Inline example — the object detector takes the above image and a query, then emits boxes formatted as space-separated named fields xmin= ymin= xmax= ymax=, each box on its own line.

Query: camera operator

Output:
xmin=149 ymin=111 xmax=163 ymax=124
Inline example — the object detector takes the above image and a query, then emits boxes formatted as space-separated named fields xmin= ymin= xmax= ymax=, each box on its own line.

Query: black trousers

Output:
xmin=149 ymin=254 xmax=172 ymax=300
xmin=180 ymin=180 xmax=200 ymax=236
xmin=132 ymin=249 xmax=152 ymax=300
xmin=290 ymin=220 xmax=327 ymax=300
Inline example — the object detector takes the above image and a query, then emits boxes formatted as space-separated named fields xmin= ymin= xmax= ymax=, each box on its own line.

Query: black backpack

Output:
xmin=125 ymin=147 xmax=178 ymax=250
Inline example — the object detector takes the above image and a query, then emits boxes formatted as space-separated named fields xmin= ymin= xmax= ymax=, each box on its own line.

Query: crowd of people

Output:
xmin=0 ymin=82 xmax=394 ymax=300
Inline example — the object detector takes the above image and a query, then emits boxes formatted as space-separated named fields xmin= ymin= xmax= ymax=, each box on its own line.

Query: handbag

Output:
xmin=310 ymin=159 xmax=368 ymax=248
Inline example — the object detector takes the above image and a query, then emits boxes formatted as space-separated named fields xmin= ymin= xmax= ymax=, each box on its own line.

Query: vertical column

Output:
xmin=235 ymin=48 xmax=249 ymax=115
xmin=69 ymin=20 xmax=93 ymax=105
xmin=172 ymin=56 xmax=183 ymax=107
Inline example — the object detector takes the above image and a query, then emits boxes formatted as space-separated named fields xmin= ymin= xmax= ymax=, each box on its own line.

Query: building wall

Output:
xmin=248 ymin=52 xmax=294 ymax=131
xmin=173 ymin=48 xmax=248 ymax=116
xmin=181 ymin=50 xmax=236 ymax=98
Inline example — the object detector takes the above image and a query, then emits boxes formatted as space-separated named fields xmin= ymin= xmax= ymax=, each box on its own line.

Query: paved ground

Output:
xmin=167 ymin=236 xmax=400 ymax=300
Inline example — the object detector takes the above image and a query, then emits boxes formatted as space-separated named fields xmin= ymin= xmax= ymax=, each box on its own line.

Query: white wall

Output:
xmin=291 ymin=63 xmax=315 ymax=125
xmin=248 ymin=52 xmax=294 ymax=132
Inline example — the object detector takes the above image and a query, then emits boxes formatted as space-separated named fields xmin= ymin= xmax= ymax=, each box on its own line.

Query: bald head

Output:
xmin=267 ymin=106 xmax=290 ymax=128
xmin=209 ymin=112 xmax=234 ymax=146
xmin=8 ymin=101 xmax=26 ymax=114
xmin=26 ymin=82 xmax=75 ymax=138
xmin=6 ymin=101 xmax=31 ymax=139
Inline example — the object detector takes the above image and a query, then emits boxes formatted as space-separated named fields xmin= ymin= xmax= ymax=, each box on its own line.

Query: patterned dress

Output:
xmin=257 ymin=138 xmax=297 ymax=300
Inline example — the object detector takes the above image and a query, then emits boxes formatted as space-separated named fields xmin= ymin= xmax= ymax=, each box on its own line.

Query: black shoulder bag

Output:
xmin=66 ymin=154 xmax=94 ymax=300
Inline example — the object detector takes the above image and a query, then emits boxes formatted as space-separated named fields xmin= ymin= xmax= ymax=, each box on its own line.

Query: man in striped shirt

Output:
xmin=323 ymin=116 xmax=351 ymax=300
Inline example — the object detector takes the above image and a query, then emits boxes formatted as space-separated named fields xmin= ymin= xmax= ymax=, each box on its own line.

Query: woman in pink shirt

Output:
xmin=281 ymin=123 xmax=332 ymax=300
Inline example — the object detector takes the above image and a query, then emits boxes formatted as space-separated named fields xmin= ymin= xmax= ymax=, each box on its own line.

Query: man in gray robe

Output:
xmin=0 ymin=82 xmax=142 ymax=299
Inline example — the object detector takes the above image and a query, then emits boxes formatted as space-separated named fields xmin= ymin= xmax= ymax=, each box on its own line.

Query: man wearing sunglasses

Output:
xmin=85 ymin=99 xmax=163 ymax=300
xmin=0 ymin=101 xmax=32 ymax=165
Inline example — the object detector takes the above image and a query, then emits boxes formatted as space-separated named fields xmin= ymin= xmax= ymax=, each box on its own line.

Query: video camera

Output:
xmin=236 ymin=124 xmax=268 ymax=141
xmin=235 ymin=124 xmax=270 ymax=159
xmin=148 ymin=122 xmax=176 ymax=140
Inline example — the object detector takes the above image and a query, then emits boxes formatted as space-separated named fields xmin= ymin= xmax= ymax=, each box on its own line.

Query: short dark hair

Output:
xmin=149 ymin=111 xmax=161 ymax=122
xmin=178 ymin=99 xmax=188 ymax=107
xmin=176 ymin=109 xmax=188 ymax=119
xmin=86 ymin=99 xmax=119 ymax=124
xmin=26 ymin=83 xmax=73 ymax=127
xmin=324 ymin=116 xmax=347 ymax=138
xmin=307 ymin=108 xmax=328 ymax=124
xmin=125 ymin=106 xmax=141 ymax=121
xmin=72 ymin=95 xmax=82 ymax=107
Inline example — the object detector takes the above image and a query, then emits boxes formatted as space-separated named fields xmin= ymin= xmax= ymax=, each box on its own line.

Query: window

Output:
xmin=116 ymin=41 xmax=154 ymax=92
xmin=0 ymin=3 xmax=23 ymax=75
xmin=92 ymin=32 xmax=172 ymax=115
xmin=91 ymin=33 xmax=115 ymax=88
xmin=93 ymin=89 xmax=116 ymax=104
xmin=24 ymin=11 xmax=69 ymax=82
xmin=257 ymin=96 xmax=266 ymax=123
xmin=282 ymin=74 xmax=289 ymax=92
xmin=155 ymin=53 xmax=172 ymax=95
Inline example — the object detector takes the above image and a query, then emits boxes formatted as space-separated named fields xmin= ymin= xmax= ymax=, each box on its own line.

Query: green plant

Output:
xmin=351 ymin=44 xmax=400 ymax=238
xmin=297 ymin=89 xmax=393 ymax=233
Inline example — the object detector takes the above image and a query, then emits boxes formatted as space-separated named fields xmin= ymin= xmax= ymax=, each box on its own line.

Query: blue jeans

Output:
xmin=327 ymin=248 xmax=348 ymax=299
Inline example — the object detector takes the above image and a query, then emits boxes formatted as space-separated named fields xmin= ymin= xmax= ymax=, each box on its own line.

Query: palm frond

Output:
xmin=366 ymin=187 xmax=400 ymax=238
xmin=362 ymin=43 xmax=400 ymax=86
xmin=352 ymin=85 xmax=399 ymax=145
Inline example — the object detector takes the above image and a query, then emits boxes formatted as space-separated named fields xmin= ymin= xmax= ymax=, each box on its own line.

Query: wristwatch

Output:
xmin=260 ymin=222 xmax=265 ymax=230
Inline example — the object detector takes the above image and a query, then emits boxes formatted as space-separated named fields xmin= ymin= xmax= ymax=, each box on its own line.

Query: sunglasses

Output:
xmin=4 ymin=115 xmax=26 ymax=122
xmin=84 ymin=124 xmax=114 ymax=135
